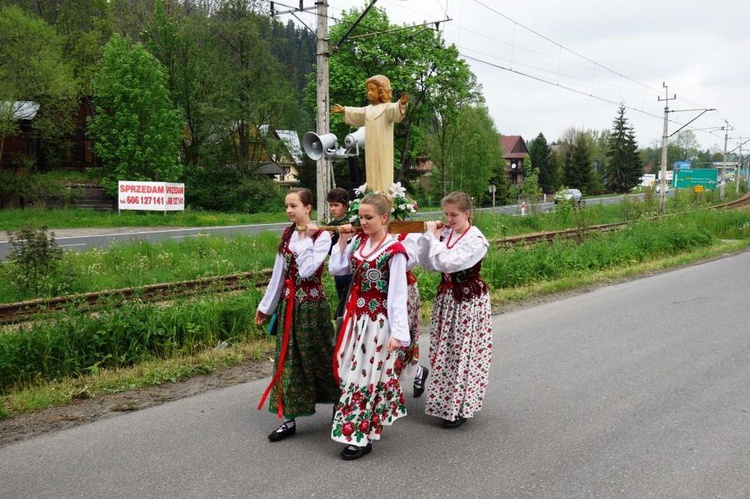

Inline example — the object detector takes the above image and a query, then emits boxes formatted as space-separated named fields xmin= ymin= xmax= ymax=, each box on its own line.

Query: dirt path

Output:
xmin=0 ymin=358 xmax=275 ymax=448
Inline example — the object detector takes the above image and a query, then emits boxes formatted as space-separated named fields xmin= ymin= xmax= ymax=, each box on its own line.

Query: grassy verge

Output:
xmin=0 ymin=340 xmax=272 ymax=418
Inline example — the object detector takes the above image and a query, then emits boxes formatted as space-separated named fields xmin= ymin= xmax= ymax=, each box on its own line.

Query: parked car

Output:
xmin=554 ymin=188 xmax=582 ymax=204
xmin=655 ymin=183 xmax=670 ymax=193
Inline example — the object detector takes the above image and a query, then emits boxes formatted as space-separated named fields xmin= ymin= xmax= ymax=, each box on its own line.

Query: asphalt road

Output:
xmin=1 ymin=249 xmax=748 ymax=498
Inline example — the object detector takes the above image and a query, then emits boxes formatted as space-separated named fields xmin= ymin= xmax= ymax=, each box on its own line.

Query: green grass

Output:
xmin=0 ymin=231 xmax=281 ymax=302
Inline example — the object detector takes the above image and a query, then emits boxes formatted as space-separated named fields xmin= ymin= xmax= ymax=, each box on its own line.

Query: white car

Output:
xmin=655 ymin=183 xmax=670 ymax=193
xmin=554 ymin=188 xmax=582 ymax=204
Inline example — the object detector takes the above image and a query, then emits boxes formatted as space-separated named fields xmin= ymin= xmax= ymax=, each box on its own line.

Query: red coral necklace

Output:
xmin=446 ymin=224 xmax=471 ymax=249
xmin=358 ymin=233 xmax=389 ymax=259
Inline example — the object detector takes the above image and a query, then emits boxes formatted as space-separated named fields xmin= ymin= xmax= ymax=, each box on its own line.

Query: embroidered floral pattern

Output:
xmin=425 ymin=267 xmax=493 ymax=421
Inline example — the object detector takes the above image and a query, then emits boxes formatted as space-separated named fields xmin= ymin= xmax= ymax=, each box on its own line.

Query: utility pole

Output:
xmin=315 ymin=0 xmax=331 ymax=222
xmin=737 ymin=136 xmax=742 ymax=195
xmin=658 ymin=83 xmax=676 ymax=213
xmin=720 ymin=121 xmax=732 ymax=201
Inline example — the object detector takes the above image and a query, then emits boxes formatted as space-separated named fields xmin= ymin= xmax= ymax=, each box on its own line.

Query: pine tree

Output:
xmin=624 ymin=126 xmax=643 ymax=189
xmin=529 ymin=132 xmax=555 ymax=194
xmin=564 ymin=132 xmax=593 ymax=192
xmin=605 ymin=105 xmax=642 ymax=193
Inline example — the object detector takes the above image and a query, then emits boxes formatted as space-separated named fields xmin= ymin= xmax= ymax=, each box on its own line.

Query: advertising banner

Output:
xmin=118 ymin=181 xmax=185 ymax=212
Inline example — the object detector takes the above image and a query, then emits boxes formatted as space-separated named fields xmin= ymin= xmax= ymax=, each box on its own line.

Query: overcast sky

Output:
xmin=325 ymin=0 xmax=750 ymax=153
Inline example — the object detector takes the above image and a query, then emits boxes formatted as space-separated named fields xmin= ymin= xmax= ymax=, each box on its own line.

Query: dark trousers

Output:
xmin=333 ymin=274 xmax=353 ymax=320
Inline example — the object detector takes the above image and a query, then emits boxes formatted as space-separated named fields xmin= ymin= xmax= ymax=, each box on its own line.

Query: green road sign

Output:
xmin=674 ymin=169 xmax=718 ymax=190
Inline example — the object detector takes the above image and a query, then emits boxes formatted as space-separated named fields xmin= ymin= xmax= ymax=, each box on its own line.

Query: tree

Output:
xmin=206 ymin=1 xmax=297 ymax=168
xmin=428 ymin=103 xmax=502 ymax=201
xmin=604 ymin=106 xmax=642 ymax=193
xmin=88 ymin=34 xmax=183 ymax=193
xmin=562 ymin=128 xmax=594 ymax=193
xmin=323 ymin=6 xmax=480 ymax=193
xmin=671 ymin=130 xmax=700 ymax=162
xmin=520 ymin=157 xmax=541 ymax=206
xmin=0 ymin=5 xmax=77 ymax=168
xmin=528 ymin=132 xmax=556 ymax=194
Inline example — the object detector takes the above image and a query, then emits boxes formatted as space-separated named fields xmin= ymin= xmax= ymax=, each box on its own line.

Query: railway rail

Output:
xmin=3 ymin=192 xmax=750 ymax=325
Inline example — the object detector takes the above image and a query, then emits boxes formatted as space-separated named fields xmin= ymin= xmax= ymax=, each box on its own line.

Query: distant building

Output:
xmin=251 ymin=125 xmax=302 ymax=183
xmin=500 ymin=135 xmax=529 ymax=186
xmin=0 ymin=99 xmax=95 ymax=171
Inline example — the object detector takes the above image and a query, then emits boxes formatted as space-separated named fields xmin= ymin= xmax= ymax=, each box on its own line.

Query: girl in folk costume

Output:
xmin=329 ymin=193 xmax=410 ymax=460
xmin=255 ymin=188 xmax=338 ymax=442
xmin=395 ymin=233 xmax=429 ymax=397
xmin=418 ymin=192 xmax=493 ymax=429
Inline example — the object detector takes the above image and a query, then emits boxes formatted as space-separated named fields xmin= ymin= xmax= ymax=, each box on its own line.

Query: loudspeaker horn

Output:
xmin=303 ymin=132 xmax=338 ymax=161
xmin=344 ymin=127 xmax=366 ymax=149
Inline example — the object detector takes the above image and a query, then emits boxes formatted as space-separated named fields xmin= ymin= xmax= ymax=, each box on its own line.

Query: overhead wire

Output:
xmin=266 ymin=1 xmax=742 ymax=147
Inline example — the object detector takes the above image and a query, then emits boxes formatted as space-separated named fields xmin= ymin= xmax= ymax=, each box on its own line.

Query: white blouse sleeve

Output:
xmin=329 ymin=236 xmax=355 ymax=276
xmin=294 ymin=230 xmax=332 ymax=278
xmin=400 ymin=234 xmax=419 ymax=271
xmin=417 ymin=229 xmax=446 ymax=272
xmin=257 ymin=253 xmax=286 ymax=315
xmin=423 ymin=227 xmax=489 ymax=274
xmin=386 ymin=252 xmax=410 ymax=344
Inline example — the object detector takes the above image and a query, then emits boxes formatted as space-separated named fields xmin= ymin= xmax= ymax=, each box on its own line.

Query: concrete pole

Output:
xmin=720 ymin=121 xmax=728 ymax=201
xmin=658 ymin=83 xmax=675 ymax=213
xmin=734 ymin=137 xmax=742 ymax=194
xmin=315 ymin=0 xmax=330 ymax=222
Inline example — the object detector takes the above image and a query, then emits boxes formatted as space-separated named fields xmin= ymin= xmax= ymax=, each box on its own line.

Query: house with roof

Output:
xmin=250 ymin=125 xmax=303 ymax=183
xmin=1 ymin=99 xmax=96 ymax=171
xmin=500 ymin=135 xmax=529 ymax=186
xmin=1 ymin=101 xmax=40 ymax=168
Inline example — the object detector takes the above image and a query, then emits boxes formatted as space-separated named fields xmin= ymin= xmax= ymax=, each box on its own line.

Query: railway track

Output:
xmin=4 ymin=192 xmax=750 ymax=325
xmin=0 ymin=270 xmax=272 ymax=325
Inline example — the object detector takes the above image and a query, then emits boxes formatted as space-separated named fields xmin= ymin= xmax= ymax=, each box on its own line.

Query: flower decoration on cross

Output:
xmin=346 ymin=181 xmax=418 ymax=226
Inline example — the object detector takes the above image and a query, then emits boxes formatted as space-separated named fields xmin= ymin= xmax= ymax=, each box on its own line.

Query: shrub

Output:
xmin=6 ymin=225 xmax=68 ymax=295
xmin=183 ymin=165 xmax=285 ymax=213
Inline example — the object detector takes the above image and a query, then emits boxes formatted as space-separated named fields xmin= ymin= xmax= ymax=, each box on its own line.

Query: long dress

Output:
xmin=395 ymin=233 xmax=421 ymax=382
xmin=343 ymin=101 xmax=406 ymax=193
xmin=257 ymin=226 xmax=338 ymax=419
xmin=329 ymin=233 xmax=410 ymax=445
xmin=418 ymin=225 xmax=493 ymax=421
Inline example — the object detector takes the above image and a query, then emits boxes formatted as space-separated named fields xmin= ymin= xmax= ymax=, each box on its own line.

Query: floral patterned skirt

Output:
xmin=332 ymin=314 xmax=406 ymax=445
xmin=425 ymin=290 xmax=493 ymax=420
xmin=395 ymin=282 xmax=421 ymax=382
xmin=267 ymin=298 xmax=338 ymax=419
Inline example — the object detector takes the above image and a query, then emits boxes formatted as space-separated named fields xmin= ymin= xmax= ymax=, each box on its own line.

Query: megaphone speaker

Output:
xmin=303 ymin=132 xmax=338 ymax=161
xmin=344 ymin=127 xmax=366 ymax=149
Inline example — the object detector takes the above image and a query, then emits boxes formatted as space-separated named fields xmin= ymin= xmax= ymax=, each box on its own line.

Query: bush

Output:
xmin=183 ymin=165 xmax=285 ymax=213
xmin=6 ymin=225 xmax=69 ymax=296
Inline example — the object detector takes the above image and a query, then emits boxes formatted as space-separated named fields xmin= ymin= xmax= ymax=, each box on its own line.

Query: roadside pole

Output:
xmin=315 ymin=0 xmax=331 ymax=222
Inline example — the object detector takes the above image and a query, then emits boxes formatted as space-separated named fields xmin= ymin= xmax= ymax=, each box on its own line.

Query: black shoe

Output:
xmin=413 ymin=366 xmax=429 ymax=398
xmin=442 ymin=416 xmax=466 ymax=429
xmin=268 ymin=421 xmax=296 ymax=442
xmin=340 ymin=442 xmax=372 ymax=460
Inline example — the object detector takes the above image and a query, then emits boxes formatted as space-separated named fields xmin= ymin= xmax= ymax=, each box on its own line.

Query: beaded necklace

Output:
xmin=446 ymin=224 xmax=471 ymax=249
xmin=357 ymin=232 xmax=389 ymax=259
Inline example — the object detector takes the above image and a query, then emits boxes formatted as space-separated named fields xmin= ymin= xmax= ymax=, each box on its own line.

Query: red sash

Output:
xmin=332 ymin=281 xmax=359 ymax=384
xmin=258 ymin=278 xmax=296 ymax=418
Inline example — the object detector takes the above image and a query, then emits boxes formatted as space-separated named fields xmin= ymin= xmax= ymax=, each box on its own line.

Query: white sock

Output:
xmin=414 ymin=365 xmax=423 ymax=381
